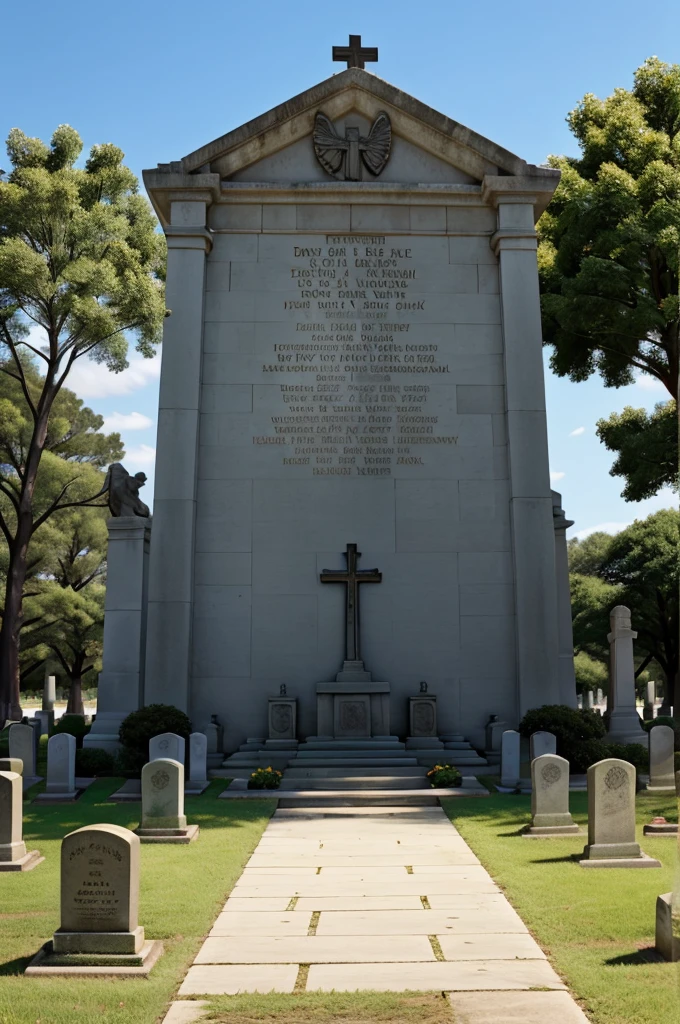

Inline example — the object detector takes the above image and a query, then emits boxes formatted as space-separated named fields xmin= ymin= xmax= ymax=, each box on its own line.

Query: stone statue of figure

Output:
xmin=101 ymin=463 xmax=150 ymax=518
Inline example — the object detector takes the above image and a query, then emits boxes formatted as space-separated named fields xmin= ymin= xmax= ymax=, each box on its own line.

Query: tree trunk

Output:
xmin=66 ymin=675 xmax=84 ymax=716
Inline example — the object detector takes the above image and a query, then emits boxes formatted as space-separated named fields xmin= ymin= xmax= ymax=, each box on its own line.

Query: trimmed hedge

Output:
xmin=118 ymin=704 xmax=192 ymax=776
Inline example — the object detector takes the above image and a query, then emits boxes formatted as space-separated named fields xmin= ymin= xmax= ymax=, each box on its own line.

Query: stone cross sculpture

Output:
xmin=332 ymin=34 xmax=378 ymax=70
xmin=100 ymin=463 xmax=150 ymax=518
xmin=320 ymin=544 xmax=382 ymax=665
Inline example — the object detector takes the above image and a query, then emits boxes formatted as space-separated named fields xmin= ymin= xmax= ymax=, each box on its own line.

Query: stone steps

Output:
xmin=294 ymin=748 xmax=415 ymax=759
xmin=284 ymin=765 xmax=425 ymax=778
xmin=287 ymin=757 xmax=420 ymax=768
xmin=278 ymin=775 xmax=425 ymax=791
xmin=278 ymin=790 xmax=440 ymax=808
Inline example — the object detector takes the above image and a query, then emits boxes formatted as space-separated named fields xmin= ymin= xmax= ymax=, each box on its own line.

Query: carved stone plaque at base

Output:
xmin=408 ymin=696 xmax=438 ymax=738
xmin=316 ymin=680 xmax=390 ymax=740
xmin=268 ymin=698 xmax=297 ymax=741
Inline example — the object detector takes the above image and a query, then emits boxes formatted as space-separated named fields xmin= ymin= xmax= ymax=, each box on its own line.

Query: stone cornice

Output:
xmin=142 ymin=172 xmax=221 ymax=229
xmin=490 ymin=228 xmax=538 ymax=255
xmin=165 ymin=226 xmax=213 ymax=253
xmin=482 ymin=173 xmax=560 ymax=219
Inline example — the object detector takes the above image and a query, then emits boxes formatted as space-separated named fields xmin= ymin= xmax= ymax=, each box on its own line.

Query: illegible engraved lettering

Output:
xmin=541 ymin=763 xmax=562 ymax=786
xmin=604 ymin=766 xmax=628 ymax=790
xmin=151 ymin=769 xmax=170 ymax=791
xmin=271 ymin=704 xmax=292 ymax=734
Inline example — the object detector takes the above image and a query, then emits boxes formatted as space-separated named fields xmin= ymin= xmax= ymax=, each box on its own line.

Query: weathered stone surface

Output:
xmin=500 ymin=730 xmax=520 ymax=789
xmin=647 ymin=725 xmax=675 ymax=791
xmin=655 ymin=892 xmax=680 ymax=961
xmin=529 ymin=731 xmax=556 ymax=760
xmin=580 ymin=758 xmax=660 ymax=867
xmin=53 ymin=823 xmax=144 ymax=953
xmin=179 ymin=964 xmax=298 ymax=995
xmin=140 ymin=758 xmax=187 ymax=831
xmin=0 ymin=758 xmax=22 ymax=776
xmin=606 ymin=606 xmax=647 ymax=745
xmin=46 ymin=733 xmax=76 ymax=795
xmin=149 ymin=732 xmax=185 ymax=765
xmin=188 ymin=732 xmax=208 ymax=785
xmin=8 ymin=724 xmax=36 ymax=777
xmin=448 ymin=990 xmax=591 ymax=1023
xmin=0 ymin=770 xmax=27 ymax=863
xmin=526 ymin=754 xmax=579 ymax=835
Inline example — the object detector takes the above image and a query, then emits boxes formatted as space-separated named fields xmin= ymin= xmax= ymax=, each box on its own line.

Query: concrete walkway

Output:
xmin=171 ymin=805 xmax=590 ymax=1023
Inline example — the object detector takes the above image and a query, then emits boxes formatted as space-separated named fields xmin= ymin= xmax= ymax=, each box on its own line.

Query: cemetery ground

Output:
xmin=0 ymin=759 xmax=677 ymax=1024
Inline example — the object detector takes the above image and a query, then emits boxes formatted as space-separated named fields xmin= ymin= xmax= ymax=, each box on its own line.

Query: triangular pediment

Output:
xmin=175 ymin=69 xmax=529 ymax=183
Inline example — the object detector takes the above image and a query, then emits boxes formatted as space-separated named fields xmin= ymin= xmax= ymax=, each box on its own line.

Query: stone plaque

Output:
xmin=268 ymin=698 xmax=297 ymax=740
xmin=409 ymin=696 xmax=437 ymax=737
xmin=334 ymin=696 xmax=370 ymax=738
xmin=59 ymin=824 xmax=139 ymax=934
xmin=149 ymin=732 xmax=185 ymax=765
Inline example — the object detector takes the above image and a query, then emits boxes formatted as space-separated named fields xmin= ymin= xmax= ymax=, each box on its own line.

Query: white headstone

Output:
xmin=500 ymin=730 xmax=520 ymax=789
xmin=46 ymin=733 xmax=76 ymax=796
xmin=645 ymin=680 xmax=656 ymax=707
xmin=43 ymin=674 xmax=56 ymax=712
xmin=580 ymin=758 xmax=659 ymax=867
xmin=0 ymin=771 xmax=42 ymax=871
xmin=648 ymin=725 xmax=675 ymax=792
xmin=8 ymin=723 xmax=36 ymax=778
xmin=606 ymin=606 xmax=647 ymax=745
xmin=53 ymin=823 xmax=144 ymax=953
xmin=530 ymin=731 xmax=557 ymax=760
xmin=527 ymin=754 xmax=579 ymax=834
xmin=597 ymin=688 xmax=604 ymax=705
xmin=188 ymin=733 xmax=208 ymax=785
xmin=34 ymin=710 xmax=54 ymax=737
xmin=149 ymin=732 xmax=185 ymax=765
xmin=140 ymin=758 xmax=186 ymax=831
xmin=585 ymin=691 xmax=595 ymax=709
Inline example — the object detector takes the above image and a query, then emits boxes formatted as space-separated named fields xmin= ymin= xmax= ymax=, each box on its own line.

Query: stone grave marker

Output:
xmin=33 ymin=710 xmax=54 ymax=738
xmin=580 ymin=758 xmax=660 ymax=868
xmin=499 ymin=730 xmax=520 ymax=790
xmin=43 ymin=673 xmax=56 ymax=712
xmin=0 ymin=771 xmax=43 ymax=871
xmin=530 ymin=731 xmax=557 ymax=760
xmin=9 ymin=723 xmax=38 ymax=781
xmin=525 ymin=754 xmax=581 ymax=836
xmin=35 ymin=734 xmax=77 ymax=803
xmin=149 ymin=732 xmax=185 ymax=765
xmin=606 ymin=606 xmax=647 ymax=745
xmin=647 ymin=725 xmax=675 ymax=792
xmin=26 ymin=823 xmax=162 ymax=975
xmin=205 ymin=715 xmax=224 ymax=768
xmin=186 ymin=732 xmax=209 ymax=795
xmin=655 ymin=893 xmax=680 ymax=961
xmin=0 ymin=758 xmax=22 ymax=776
xmin=136 ymin=758 xmax=198 ymax=843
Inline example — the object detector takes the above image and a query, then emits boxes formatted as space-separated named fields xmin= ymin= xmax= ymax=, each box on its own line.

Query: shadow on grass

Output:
xmin=529 ymin=854 xmax=580 ymax=864
xmin=0 ymin=956 xmax=33 ymax=977
xmin=604 ymin=947 xmax=664 ymax=966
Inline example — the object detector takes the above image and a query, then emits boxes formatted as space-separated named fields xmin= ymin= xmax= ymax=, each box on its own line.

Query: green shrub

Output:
xmin=248 ymin=767 xmax=283 ymax=789
xmin=75 ymin=747 xmax=117 ymax=777
xmin=53 ymin=715 xmax=90 ymax=748
xmin=567 ymin=738 xmax=611 ymax=774
xmin=118 ymin=704 xmax=192 ymax=776
xmin=426 ymin=764 xmax=462 ymax=789
xmin=605 ymin=742 xmax=649 ymax=773
xmin=519 ymin=704 xmax=606 ymax=765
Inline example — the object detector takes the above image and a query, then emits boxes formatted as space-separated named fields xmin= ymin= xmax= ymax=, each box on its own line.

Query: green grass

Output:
xmin=441 ymin=791 xmax=680 ymax=1024
xmin=205 ymin=991 xmax=454 ymax=1023
xmin=0 ymin=779 xmax=275 ymax=1024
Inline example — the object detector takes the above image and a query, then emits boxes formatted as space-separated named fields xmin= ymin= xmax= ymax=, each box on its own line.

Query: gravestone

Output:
xmin=597 ymin=688 xmax=604 ymax=705
xmin=530 ymin=731 xmax=556 ymax=760
xmin=606 ymin=607 xmax=646 ymax=745
xmin=0 ymin=758 xmax=22 ymax=775
xmin=655 ymin=893 xmax=680 ymax=961
xmin=27 ymin=823 xmax=162 ymax=974
xmin=585 ymin=691 xmax=594 ymax=709
xmin=186 ymin=732 xmax=209 ymax=794
xmin=0 ymin=771 xmax=43 ymax=871
xmin=525 ymin=754 xmax=580 ymax=836
xmin=34 ymin=710 xmax=54 ymax=738
xmin=499 ymin=730 xmax=520 ymax=790
xmin=136 ymin=759 xmax=198 ymax=843
xmin=643 ymin=679 xmax=656 ymax=720
xmin=43 ymin=673 xmax=56 ymax=712
xmin=647 ymin=725 xmax=675 ymax=792
xmin=149 ymin=732 xmax=185 ymax=765
xmin=35 ymin=734 xmax=77 ymax=802
xmin=8 ymin=723 xmax=37 ymax=781
xmin=129 ymin=53 xmax=573 ymax=753
xmin=484 ymin=716 xmax=507 ymax=765
xmin=580 ymin=758 xmax=660 ymax=868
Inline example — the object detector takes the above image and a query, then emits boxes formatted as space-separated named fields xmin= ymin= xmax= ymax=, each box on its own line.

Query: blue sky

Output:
xmin=3 ymin=1 xmax=678 ymax=535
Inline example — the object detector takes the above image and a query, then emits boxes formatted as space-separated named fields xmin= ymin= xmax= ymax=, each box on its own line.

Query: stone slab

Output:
xmin=162 ymin=1002 xmax=209 ymax=1024
xmin=230 ymin=875 xmax=500 ymax=897
xmin=25 ymin=940 xmax=163 ymax=977
xmin=579 ymin=853 xmax=661 ymax=869
xmin=209 ymin=912 xmax=312 ymax=935
xmin=305 ymin=958 xmax=565 ymax=992
xmin=293 ymin=896 xmax=425 ymax=911
xmin=194 ymin=934 xmax=435 ymax=963
xmin=179 ymin=964 xmax=298 ymax=995
xmin=246 ymin=853 xmax=479 ymax=866
xmin=136 ymin=824 xmax=200 ymax=844
xmin=222 ymin=897 xmax=293 ymax=912
xmin=643 ymin=823 xmax=678 ymax=836
xmin=448 ymin=990 xmax=592 ymax=1023
xmin=0 ymin=850 xmax=44 ymax=872
xmin=315 ymin=910 xmax=528 ymax=935
xmin=437 ymin=933 xmax=545 ymax=960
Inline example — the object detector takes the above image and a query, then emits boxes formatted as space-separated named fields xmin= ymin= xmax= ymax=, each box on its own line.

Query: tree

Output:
xmin=0 ymin=125 xmax=165 ymax=720
xmin=539 ymin=57 xmax=679 ymax=498
xmin=595 ymin=401 xmax=677 ymax=501
xmin=568 ymin=510 xmax=680 ymax=709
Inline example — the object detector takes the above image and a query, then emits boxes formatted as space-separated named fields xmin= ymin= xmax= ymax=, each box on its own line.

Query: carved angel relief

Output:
xmin=313 ymin=111 xmax=392 ymax=181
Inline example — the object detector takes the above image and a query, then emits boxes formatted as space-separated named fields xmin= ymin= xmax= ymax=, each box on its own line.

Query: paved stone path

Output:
xmin=172 ymin=805 xmax=590 ymax=1022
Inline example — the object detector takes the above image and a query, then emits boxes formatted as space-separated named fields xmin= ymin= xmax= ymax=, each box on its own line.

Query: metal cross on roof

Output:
xmin=332 ymin=34 xmax=378 ymax=70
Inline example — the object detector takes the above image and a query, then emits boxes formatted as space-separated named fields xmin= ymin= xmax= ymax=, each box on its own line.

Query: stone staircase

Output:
xmin=219 ymin=735 xmax=488 ymax=807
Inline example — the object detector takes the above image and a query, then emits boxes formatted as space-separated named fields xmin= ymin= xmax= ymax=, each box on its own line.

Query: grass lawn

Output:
xmin=205 ymin=992 xmax=454 ymax=1023
xmin=0 ymin=778 xmax=275 ymax=1024
xmin=442 ymin=791 xmax=679 ymax=1024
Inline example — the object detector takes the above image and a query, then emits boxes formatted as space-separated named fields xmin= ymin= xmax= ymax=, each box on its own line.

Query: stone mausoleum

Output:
xmin=87 ymin=44 xmax=576 ymax=762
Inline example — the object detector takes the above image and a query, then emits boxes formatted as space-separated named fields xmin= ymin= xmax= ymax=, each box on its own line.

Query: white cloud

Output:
xmin=67 ymin=353 xmax=161 ymax=399
xmin=102 ymin=411 xmax=153 ymax=432
xmin=569 ymin=426 xmax=585 ymax=436
xmin=550 ymin=471 xmax=566 ymax=482
xmin=124 ymin=444 xmax=156 ymax=468
xmin=574 ymin=521 xmax=631 ymax=540
xmin=634 ymin=373 xmax=666 ymax=392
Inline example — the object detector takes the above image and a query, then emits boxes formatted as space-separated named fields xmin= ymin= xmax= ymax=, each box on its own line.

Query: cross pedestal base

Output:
xmin=316 ymin=679 xmax=390 ymax=739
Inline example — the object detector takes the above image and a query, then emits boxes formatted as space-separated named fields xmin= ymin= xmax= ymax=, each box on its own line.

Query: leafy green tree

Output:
xmin=539 ymin=57 xmax=679 ymax=498
xmin=595 ymin=401 xmax=677 ymax=500
xmin=0 ymin=125 xmax=165 ymax=720
xmin=568 ymin=510 xmax=680 ymax=708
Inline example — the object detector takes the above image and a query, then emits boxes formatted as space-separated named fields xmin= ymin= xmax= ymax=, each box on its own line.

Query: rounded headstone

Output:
xmin=141 ymin=758 xmax=186 ymax=829
xmin=0 ymin=771 xmax=27 ymax=862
